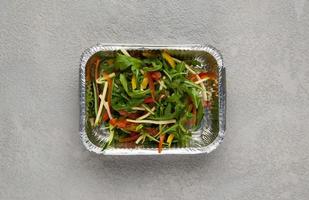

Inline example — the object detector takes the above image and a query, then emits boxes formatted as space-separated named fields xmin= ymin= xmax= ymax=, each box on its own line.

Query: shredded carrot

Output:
xmin=85 ymin=64 xmax=91 ymax=81
xmin=146 ymin=72 xmax=155 ymax=99
xmin=85 ymin=56 xmax=98 ymax=81
xmin=102 ymin=111 xmax=109 ymax=122
xmin=158 ymin=134 xmax=165 ymax=153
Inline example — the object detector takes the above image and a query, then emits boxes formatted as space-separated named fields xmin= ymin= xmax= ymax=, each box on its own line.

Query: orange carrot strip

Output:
xmin=146 ymin=72 xmax=155 ymax=99
xmin=158 ymin=134 xmax=165 ymax=153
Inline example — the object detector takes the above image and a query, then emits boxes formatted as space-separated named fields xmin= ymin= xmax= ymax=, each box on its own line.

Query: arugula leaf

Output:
xmin=112 ymin=97 xmax=144 ymax=111
xmin=119 ymin=74 xmax=129 ymax=93
xmin=143 ymin=60 xmax=162 ymax=72
xmin=164 ymin=103 xmax=172 ymax=115
xmin=100 ymin=61 xmax=114 ymax=73
xmin=114 ymin=54 xmax=142 ymax=71
xmin=176 ymin=62 xmax=186 ymax=73
xmin=162 ymin=124 xmax=178 ymax=134
xmin=167 ymin=92 xmax=181 ymax=104
xmin=182 ymin=87 xmax=200 ymax=108
xmin=128 ymin=89 xmax=150 ymax=98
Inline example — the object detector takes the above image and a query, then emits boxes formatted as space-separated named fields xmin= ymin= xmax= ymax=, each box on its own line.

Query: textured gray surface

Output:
xmin=0 ymin=0 xmax=309 ymax=199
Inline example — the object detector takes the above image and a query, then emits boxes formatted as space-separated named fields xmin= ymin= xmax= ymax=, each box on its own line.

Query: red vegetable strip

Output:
xmin=144 ymin=97 xmax=155 ymax=104
xmin=118 ymin=110 xmax=141 ymax=119
xmin=102 ymin=112 xmax=109 ymax=122
xmin=146 ymin=72 xmax=155 ymax=99
xmin=188 ymin=74 xmax=196 ymax=81
xmin=116 ymin=119 xmax=128 ymax=128
xmin=109 ymin=118 xmax=117 ymax=126
xmin=158 ymin=134 xmax=165 ymax=153
xmin=199 ymin=72 xmax=216 ymax=80
xmin=109 ymin=118 xmax=130 ymax=129
xmin=127 ymin=113 xmax=141 ymax=119
xmin=118 ymin=110 xmax=130 ymax=116
xmin=150 ymin=71 xmax=161 ymax=81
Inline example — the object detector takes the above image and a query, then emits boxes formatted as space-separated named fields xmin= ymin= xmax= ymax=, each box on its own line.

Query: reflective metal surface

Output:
xmin=80 ymin=44 xmax=226 ymax=155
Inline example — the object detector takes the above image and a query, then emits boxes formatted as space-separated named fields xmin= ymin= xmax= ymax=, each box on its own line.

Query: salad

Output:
xmin=85 ymin=49 xmax=217 ymax=153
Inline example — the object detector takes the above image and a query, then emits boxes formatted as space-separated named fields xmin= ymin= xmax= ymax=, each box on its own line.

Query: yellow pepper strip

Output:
xmin=131 ymin=74 xmax=137 ymax=90
xmin=140 ymin=75 xmax=149 ymax=90
xmin=167 ymin=134 xmax=174 ymax=147
xmin=162 ymin=52 xmax=176 ymax=68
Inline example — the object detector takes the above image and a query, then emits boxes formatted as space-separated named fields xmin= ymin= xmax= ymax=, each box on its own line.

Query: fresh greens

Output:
xmin=114 ymin=54 xmax=142 ymax=71
xmin=85 ymin=49 xmax=218 ymax=153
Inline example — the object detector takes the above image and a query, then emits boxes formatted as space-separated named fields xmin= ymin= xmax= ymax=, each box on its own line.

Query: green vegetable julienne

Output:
xmin=85 ymin=50 xmax=218 ymax=153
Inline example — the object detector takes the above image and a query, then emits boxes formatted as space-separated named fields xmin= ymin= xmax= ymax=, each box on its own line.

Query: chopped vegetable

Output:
xmin=146 ymin=72 xmax=155 ymax=99
xmin=162 ymin=52 xmax=176 ymax=68
xmin=158 ymin=134 xmax=165 ymax=153
xmin=85 ymin=49 xmax=218 ymax=152
xmin=144 ymin=97 xmax=155 ymax=104
xmin=140 ymin=75 xmax=149 ymax=90
xmin=167 ymin=134 xmax=174 ymax=147
xmin=131 ymin=74 xmax=137 ymax=90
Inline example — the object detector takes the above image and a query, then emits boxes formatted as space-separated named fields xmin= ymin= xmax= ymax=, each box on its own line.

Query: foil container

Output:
xmin=80 ymin=44 xmax=226 ymax=155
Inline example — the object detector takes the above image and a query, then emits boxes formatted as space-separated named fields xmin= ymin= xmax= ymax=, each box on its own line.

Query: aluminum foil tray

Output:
xmin=80 ymin=44 xmax=226 ymax=155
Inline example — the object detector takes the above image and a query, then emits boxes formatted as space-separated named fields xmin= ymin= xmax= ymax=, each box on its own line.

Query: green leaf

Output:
xmin=176 ymin=62 xmax=185 ymax=73
xmin=100 ymin=62 xmax=113 ymax=73
xmin=162 ymin=69 xmax=172 ymax=80
xmin=112 ymin=97 xmax=144 ymax=112
xmin=164 ymin=103 xmax=172 ymax=115
xmin=143 ymin=60 xmax=162 ymax=72
xmin=162 ymin=124 xmax=178 ymax=134
xmin=119 ymin=74 xmax=129 ymax=93
xmin=187 ymin=88 xmax=200 ymax=108
xmin=167 ymin=92 xmax=181 ymax=103
xmin=114 ymin=54 xmax=142 ymax=71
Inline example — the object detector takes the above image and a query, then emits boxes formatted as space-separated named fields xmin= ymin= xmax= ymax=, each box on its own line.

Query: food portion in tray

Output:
xmin=85 ymin=49 xmax=218 ymax=152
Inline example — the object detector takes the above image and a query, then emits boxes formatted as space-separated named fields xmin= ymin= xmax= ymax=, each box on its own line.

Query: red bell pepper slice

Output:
xmin=199 ymin=72 xmax=216 ymax=80
xmin=109 ymin=118 xmax=128 ymax=128
xmin=144 ymin=97 xmax=155 ymax=104
xmin=150 ymin=71 xmax=161 ymax=81
xmin=102 ymin=112 xmax=109 ymax=122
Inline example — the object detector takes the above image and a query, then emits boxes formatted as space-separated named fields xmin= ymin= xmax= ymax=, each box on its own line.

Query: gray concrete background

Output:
xmin=1 ymin=0 xmax=309 ymax=199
